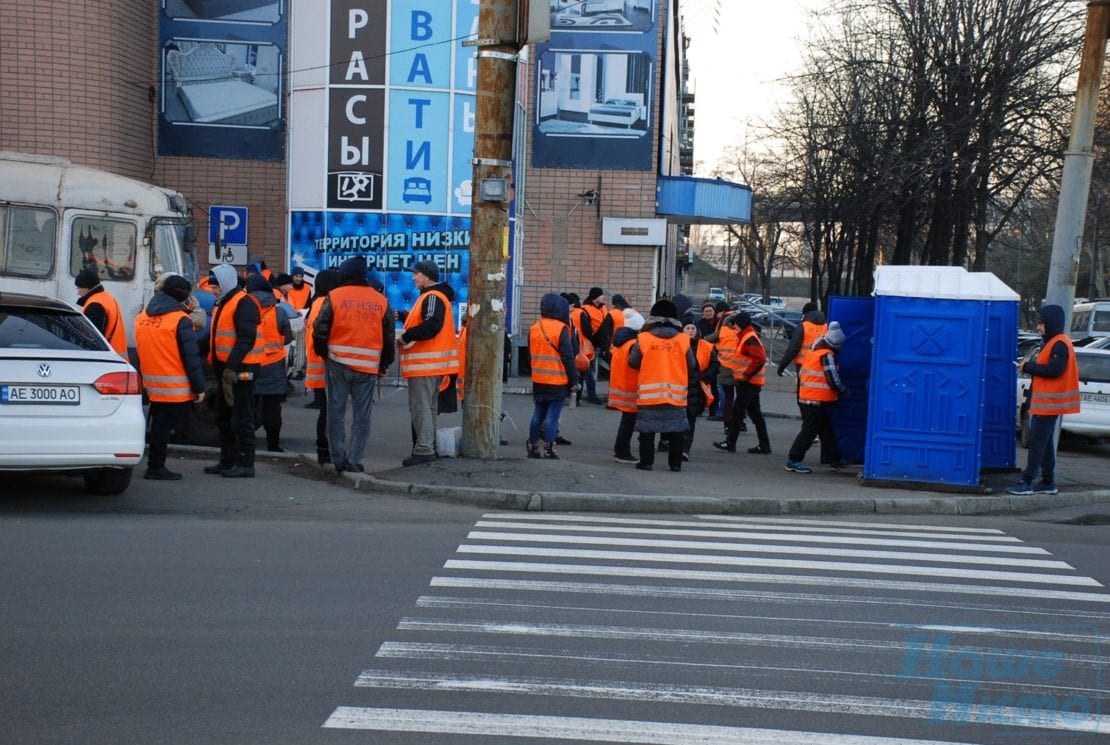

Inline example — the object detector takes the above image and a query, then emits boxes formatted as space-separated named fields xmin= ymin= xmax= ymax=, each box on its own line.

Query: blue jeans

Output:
xmin=325 ymin=360 xmax=377 ymax=467
xmin=1022 ymin=414 xmax=1059 ymax=485
xmin=529 ymin=398 xmax=565 ymax=443
xmin=582 ymin=357 xmax=597 ymax=399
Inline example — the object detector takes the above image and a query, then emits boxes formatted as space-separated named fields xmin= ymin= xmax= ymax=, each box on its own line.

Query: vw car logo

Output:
xmin=36 ymin=363 xmax=52 ymax=378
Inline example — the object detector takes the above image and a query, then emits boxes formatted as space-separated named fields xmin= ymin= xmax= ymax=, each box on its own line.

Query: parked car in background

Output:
xmin=1082 ymin=336 xmax=1110 ymax=350
xmin=750 ymin=309 xmax=803 ymax=339
xmin=1017 ymin=346 xmax=1110 ymax=446
xmin=0 ymin=291 xmax=145 ymax=494
xmin=706 ymin=287 xmax=726 ymax=303
xmin=1017 ymin=330 xmax=1042 ymax=360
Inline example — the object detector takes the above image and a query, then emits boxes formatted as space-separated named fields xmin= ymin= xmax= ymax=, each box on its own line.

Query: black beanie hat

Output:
xmin=75 ymin=268 xmax=101 ymax=289
xmin=161 ymin=275 xmax=192 ymax=303
xmin=586 ymin=287 xmax=606 ymax=303
xmin=649 ymin=299 xmax=679 ymax=319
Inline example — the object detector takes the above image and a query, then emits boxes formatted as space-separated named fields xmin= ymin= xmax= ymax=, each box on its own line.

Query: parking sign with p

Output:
xmin=209 ymin=205 xmax=248 ymax=246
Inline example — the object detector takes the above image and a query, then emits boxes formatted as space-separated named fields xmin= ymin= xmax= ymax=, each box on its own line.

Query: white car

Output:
xmin=1017 ymin=347 xmax=1110 ymax=446
xmin=0 ymin=291 xmax=145 ymax=494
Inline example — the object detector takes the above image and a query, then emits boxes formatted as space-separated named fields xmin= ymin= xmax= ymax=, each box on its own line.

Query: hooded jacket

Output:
xmin=137 ymin=290 xmax=206 ymax=394
xmin=312 ymin=270 xmax=396 ymax=373
xmin=628 ymin=313 xmax=699 ymax=433
xmin=1021 ymin=304 xmax=1072 ymax=380
xmin=776 ymin=308 xmax=827 ymax=374
xmin=531 ymin=293 xmax=578 ymax=401
xmin=246 ymin=274 xmax=294 ymax=395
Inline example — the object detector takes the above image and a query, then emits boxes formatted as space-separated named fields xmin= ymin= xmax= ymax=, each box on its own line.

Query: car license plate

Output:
xmin=1082 ymin=391 xmax=1109 ymax=404
xmin=0 ymin=384 xmax=80 ymax=405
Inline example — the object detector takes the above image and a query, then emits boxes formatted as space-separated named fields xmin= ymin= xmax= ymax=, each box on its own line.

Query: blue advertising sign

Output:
xmin=157 ymin=1 xmax=287 ymax=161
xmin=209 ymin=206 xmax=249 ymax=245
xmin=532 ymin=1 xmax=658 ymax=170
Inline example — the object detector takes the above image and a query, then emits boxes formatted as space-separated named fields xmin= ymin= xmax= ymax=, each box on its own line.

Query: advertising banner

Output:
xmin=532 ymin=0 xmax=657 ymax=170
xmin=157 ymin=0 xmax=287 ymax=161
xmin=289 ymin=0 xmax=485 ymax=315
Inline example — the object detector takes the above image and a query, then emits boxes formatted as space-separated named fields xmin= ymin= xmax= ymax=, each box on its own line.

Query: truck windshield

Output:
xmin=151 ymin=220 xmax=199 ymax=283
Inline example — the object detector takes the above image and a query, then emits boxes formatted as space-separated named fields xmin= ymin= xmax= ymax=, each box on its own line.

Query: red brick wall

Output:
xmin=0 ymin=0 xmax=289 ymax=273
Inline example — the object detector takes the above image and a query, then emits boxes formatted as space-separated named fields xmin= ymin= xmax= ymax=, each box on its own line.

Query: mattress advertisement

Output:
xmin=532 ymin=0 xmax=657 ymax=170
xmin=288 ymin=0 xmax=490 ymax=317
xmin=158 ymin=0 xmax=287 ymax=161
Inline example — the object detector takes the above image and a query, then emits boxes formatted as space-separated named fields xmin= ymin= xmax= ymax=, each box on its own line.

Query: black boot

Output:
xmin=266 ymin=429 xmax=283 ymax=453
xmin=317 ymin=448 xmax=331 ymax=465
xmin=222 ymin=445 xmax=255 ymax=478
xmin=204 ymin=443 xmax=235 ymax=474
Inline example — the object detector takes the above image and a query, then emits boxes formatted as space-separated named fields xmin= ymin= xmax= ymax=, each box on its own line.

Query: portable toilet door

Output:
xmin=864 ymin=267 xmax=998 ymax=488
xmin=826 ymin=296 xmax=875 ymax=465
xmin=979 ymin=290 xmax=1019 ymax=470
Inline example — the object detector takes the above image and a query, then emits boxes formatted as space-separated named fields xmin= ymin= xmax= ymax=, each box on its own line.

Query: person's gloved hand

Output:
xmin=221 ymin=368 xmax=238 ymax=406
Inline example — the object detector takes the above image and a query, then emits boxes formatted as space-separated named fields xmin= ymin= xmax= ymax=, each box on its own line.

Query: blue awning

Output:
xmin=656 ymin=175 xmax=752 ymax=225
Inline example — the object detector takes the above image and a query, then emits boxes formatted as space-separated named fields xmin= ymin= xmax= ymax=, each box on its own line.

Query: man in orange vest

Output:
xmin=134 ymin=275 xmax=206 ymax=481
xmin=205 ymin=263 xmax=263 ymax=478
xmin=75 ymin=268 xmax=127 ymax=357
xmin=245 ymin=273 xmax=294 ymax=453
xmin=398 ymin=259 xmax=458 ymax=466
xmin=776 ymin=302 xmax=828 ymax=417
xmin=714 ymin=311 xmax=771 ymax=454
xmin=608 ymin=313 xmax=644 ymax=463
xmin=578 ymin=287 xmax=613 ymax=405
xmin=628 ymin=299 xmax=698 ymax=472
xmin=312 ymin=256 xmax=394 ymax=474
xmin=1009 ymin=304 xmax=1080 ymax=495
xmin=285 ymin=267 xmax=312 ymax=311
xmin=303 ymin=269 xmax=340 ymax=465
xmin=527 ymin=293 xmax=578 ymax=459
xmin=785 ymin=321 xmax=850 ymax=473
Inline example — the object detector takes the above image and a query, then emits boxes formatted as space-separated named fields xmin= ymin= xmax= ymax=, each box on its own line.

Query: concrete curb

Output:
xmin=170 ymin=444 xmax=1110 ymax=516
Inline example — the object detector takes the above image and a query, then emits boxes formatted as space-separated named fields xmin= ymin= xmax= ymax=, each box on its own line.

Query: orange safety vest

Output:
xmin=693 ymin=337 xmax=715 ymax=407
xmin=715 ymin=322 xmax=742 ymax=373
xmin=258 ymin=303 xmax=286 ymax=366
xmin=456 ymin=324 xmax=468 ymax=401
xmin=286 ymin=283 xmax=311 ymax=311
xmin=569 ymin=307 xmax=594 ymax=360
xmin=400 ymin=289 xmax=459 ymax=378
xmin=326 ymin=285 xmax=387 ymax=374
xmin=794 ymin=320 xmax=828 ymax=370
xmin=582 ymin=303 xmax=606 ymax=340
xmin=798 ymin=347 xmax=838 ymax=403
xmin=1029 ymin=334 xmax=1081 ymax=416
xmin=134 ymin=308 xmax=193 ymax=402
xmin=85 ymin=289 xmax=127 ymax=356
xmin=608 ymin=307 xmax=625 ymax=333
xmin=529 ymin=317 xmax=569 ymax=386
xmin=734 ymin=327 xmax=766 ymax=386
xmin=607 ymin=341 xmax=639 ymax=413
xmin=209 ymin=291 xmax=265 ymax=366
xmin=635 ymin=331 xmax=690 ymax=408
xmin=304 ymin=300 xmax=326 ymax=390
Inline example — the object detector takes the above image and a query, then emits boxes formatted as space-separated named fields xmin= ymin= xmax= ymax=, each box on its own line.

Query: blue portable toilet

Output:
xmin=863 ymin=267 xmax=1018 ymax=487
xmin=827 ymin=296 xmax=875 ymax=464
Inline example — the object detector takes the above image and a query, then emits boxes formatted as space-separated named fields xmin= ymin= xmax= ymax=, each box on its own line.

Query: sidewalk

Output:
xmin=173 ymin=369 xmax=1110 ymax=517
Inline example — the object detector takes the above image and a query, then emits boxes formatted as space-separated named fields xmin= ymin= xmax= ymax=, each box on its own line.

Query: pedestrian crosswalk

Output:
xmin=323 ymin=513 xmax=1110 ymax=743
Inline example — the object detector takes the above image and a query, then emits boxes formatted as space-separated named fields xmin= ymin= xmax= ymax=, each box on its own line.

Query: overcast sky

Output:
xmin=684 ymin=0 xmax=819 ymax=175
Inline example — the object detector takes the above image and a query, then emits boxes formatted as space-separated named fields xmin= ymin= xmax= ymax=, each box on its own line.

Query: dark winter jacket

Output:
xmin=400 ymin=282 xmax=455 ymax=344
xmin=312 ymin=273 xmax=396 ymax=373
xmin=533 ymin=293 xmax=578 ymax=402
xmin=628 ymin=315 xmax=699 ymax=433
xmin=139 ymin=290 xmax=206 ymax=394
xmin=802 ymin=336 xmax=850 ymax=405
xmin=211 ymin=286 xmax=261 ymax=374
xmin=776 ymin=308 xmax=826 ymax=374
xmin=76 ymin=285 xmax=113 ymax=338
xmin=1021 ymin=304 xmax=1072 ymax=380
xmin=246 ymin=274 xmax=294 ymax=395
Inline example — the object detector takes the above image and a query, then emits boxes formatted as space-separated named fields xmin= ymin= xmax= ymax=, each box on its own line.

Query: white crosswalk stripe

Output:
xmin=324 ymin=513 xmax=1110 ymax=742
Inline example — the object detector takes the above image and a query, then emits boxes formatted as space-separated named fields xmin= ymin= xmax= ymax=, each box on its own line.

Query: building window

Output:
xmin=0 ymin=205 xmax=56 ymax=278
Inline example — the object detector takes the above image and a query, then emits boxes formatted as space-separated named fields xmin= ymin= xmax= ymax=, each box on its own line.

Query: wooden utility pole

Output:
xmin=461 ymin=0 xmax=519 ymax=458
xmin=1046 ymin=1 xmax=1110 ymax=316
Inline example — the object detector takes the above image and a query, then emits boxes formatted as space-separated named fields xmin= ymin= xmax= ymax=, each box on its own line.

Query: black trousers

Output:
xmin=147 ymin=401 xmax=191 ymax=469
xmin=256 ymin=393 xmax=284 ymax=446
xmin=726 ymin=381 xmax=769 ymax=449
xmin=788 ymin=403 xmax=840 ymax=464
xmin=214 ymin=376 xmax=256 ymax=467
xmin=639 ymin=432 xmax=684 ymax=469
xmin=613 ymin=411 xmax=636 ymax=459
xmin=314 ymin=389 xmax=329 ymax=452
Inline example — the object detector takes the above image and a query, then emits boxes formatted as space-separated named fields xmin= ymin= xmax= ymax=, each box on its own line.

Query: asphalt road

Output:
xmin=2 ymin=466 xmax=1108 ymax=744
